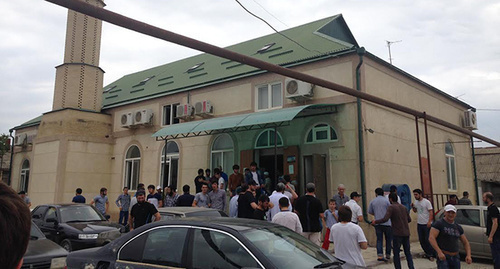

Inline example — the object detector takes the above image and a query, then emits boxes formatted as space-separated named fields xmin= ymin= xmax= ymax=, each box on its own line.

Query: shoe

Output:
xmin=429 ymin=257 xmax=435 ymax=262
xmin=377 ymin=257 xmax=388 ymax=262
xmin=385 ymin=255 xmax=391 ymax=260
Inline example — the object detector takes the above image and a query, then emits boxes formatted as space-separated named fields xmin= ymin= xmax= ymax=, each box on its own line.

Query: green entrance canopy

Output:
xmin=152 ymin=104 xmax=337 ymax=140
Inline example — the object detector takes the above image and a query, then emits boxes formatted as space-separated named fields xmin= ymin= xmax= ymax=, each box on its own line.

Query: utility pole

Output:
xmin=386 ymin=40 xmax=402 ymax=65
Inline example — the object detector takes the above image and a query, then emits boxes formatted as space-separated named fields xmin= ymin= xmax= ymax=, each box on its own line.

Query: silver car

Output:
xmin=435 ymin=205 xmax=499 ymax=259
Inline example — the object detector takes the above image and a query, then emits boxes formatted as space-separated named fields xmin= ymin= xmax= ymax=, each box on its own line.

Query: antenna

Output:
xmin=386 ymin=40 xmax=402 ymax=65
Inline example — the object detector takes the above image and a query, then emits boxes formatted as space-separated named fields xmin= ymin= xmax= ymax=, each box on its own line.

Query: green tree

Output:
xmin=0 ymin=134 xmax=10 ymax=169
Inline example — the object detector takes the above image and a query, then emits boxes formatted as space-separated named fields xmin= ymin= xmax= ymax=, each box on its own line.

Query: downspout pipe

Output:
xmin=355 ymin=47 xmax=369 ymax=223
xmin=470 ymin=136 xmax=479 ymax=205
xmin=8 ymin=129 xmax=14 ymax=186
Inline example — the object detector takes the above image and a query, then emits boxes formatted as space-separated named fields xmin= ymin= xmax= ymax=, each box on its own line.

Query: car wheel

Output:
xmin=61 ymin=239 xmax=72 ymax=252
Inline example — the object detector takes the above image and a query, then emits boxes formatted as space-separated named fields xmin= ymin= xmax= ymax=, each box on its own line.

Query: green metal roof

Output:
xmin=102 ymin=14 xmax=357 ymax=109
xmin=11 ymin=115 xmax=43 ymax=131
xmin=153 ymin=104 xmax=337 ymax=140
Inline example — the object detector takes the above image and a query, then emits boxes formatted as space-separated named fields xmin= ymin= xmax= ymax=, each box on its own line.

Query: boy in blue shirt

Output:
xmin=322 ymin=199 xmax=338 ymax=250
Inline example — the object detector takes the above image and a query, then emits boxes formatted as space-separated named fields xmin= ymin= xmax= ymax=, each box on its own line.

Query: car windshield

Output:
xmin=60 ymin=206 xmax=105 ymax=223
xmin=242 ymin=226 xmax=340 ymax=269
xmin=30 ymin=222 xmax=45 ymax=240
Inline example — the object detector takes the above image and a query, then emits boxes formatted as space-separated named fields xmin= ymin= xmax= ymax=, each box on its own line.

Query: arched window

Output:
xmin=161 ymin=141 xmax=180 ymax=190
xmin=124 ymin=145 xmax=141 ymax=191
xmin=211 ymin=134 xmax=234 ymax=174
xmin=445 ymin=141 xmax=457 ymax=191
xmin=20 ymin=159 xmax=30 ymax=192
xmin=305 ymin=124 xmax=338 ymax=144
xmin=255 ymin=129 xmax=283 ymax=149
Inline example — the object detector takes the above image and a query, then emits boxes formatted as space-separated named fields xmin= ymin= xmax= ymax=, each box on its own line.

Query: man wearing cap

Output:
xmin=332 ymin=184 xmax=349 ymax=207
xmin=295 ymin=183 xmax=325 ymax=246
xmin=429 ymin=204 xmax=472 ymax=268
xmin=345 ymin=191 xmax=363 ymax=224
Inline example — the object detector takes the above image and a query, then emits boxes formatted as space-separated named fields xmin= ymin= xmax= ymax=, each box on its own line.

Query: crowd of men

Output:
xmin=58 ymin=164 xmax=500 ymax=268
xmin=8 ymin=160 xmax=500 ymax=269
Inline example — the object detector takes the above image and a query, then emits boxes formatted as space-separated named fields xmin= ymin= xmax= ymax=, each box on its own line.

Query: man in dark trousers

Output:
xmin=372 ymin=193 xmax=414 ymax=269
xmin=429 ymin=205 xmax=472 ymax=268
xmin=295 ymin=182 xmax=325 ymax=246
xmin=129 ymin=191 xmax=161 ymax=231
xmin=483 ymin=192 xmax=500 ymax=268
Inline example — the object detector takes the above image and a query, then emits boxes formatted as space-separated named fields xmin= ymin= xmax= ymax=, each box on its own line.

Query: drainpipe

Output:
xmin=8 ymin=129 xmax=14 ymax=186
xmin=355 ymin=47 xmax=369 ymax=222
xmin=470 ymin=136 xmax=479 ymax=205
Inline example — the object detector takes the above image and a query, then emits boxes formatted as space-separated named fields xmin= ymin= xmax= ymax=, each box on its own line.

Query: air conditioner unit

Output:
xmin=463 ymin=110 xmax=477 ymax=130
xmin=194 ymin=101 xmax=213 ymax=115
xmin=14 ymin=133 xmax=27 ymax=146
xmin=285 ymin=78 xmax=313 ymax=101
xmin=176 ymin=104 xmax=194 ymax=119
xmin=120 ymin=112 xmax=134 ymax=128
xmin=134 ymin=109 xmax=153 ymax=125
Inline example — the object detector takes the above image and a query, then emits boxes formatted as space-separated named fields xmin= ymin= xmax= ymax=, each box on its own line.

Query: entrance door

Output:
xmin=304 ymin=154 xmax=328 ymax=208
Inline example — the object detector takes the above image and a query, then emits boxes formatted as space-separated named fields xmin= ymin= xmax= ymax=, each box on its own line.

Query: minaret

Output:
xmin=30 ymin=0 xmax=113 ymax=205
xmin=52 ymin=0 xmax=105 ymax=112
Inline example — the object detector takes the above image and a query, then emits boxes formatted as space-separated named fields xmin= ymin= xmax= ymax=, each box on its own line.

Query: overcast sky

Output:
xmin=1 ymin=0 xmax=499 ymax=146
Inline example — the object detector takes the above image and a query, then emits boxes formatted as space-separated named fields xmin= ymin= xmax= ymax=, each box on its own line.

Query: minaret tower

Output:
xmin=52 ymin=0 xmax=105 ymax=112
xmin=30 ymin=0 xmax=113 ymax=205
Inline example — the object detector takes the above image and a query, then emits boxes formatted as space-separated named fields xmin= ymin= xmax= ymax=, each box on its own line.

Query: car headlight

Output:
xmin=50 ymin=257 xmax=66 ymax=269
xmin=78 ymin=233 xmax=99 ymax=239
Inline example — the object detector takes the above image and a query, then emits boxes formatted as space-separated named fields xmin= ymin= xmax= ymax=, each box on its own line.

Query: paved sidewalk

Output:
xmin=361 ymin=241 xmax=493 ymax=268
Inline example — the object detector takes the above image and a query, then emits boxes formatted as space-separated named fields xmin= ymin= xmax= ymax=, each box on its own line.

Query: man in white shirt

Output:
xmin=330 ymin=205 xmax=368 ymax=267
xmin=272 ymin=197 xmax=302 ymax=233
xmin=345 ymin=192 xmax=363 ymax=224
xmin=411 ymin=188 xmax=436 ymax=261
xmin=268 ymin=183 xmax=291 ymax=221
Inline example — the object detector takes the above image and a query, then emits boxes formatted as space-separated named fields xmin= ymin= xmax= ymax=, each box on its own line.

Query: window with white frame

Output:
xmin=255 ymin=129 xmax=283 ymax=149
xmin=257 ymin=82 xmax=282 ymax=110
xmin=124 ymin=145 xmax=141 ymax=191
xmin=162 ymin=104 xmax=180 ymax=126
xmin=160 ymin=141 xmax=179 ymax=190
xmin=211 ymin=134 xmax=234 ymax=174
xmin=20 ymin=159 xmax=30 ymax=192
xmin=445 ymin=141 xmax=457 ymax=191
xmin=305 ymin=124 xmax=338 ymax=144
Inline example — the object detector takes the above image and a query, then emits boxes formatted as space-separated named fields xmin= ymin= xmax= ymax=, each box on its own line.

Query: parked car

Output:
xmin=66 ymin=217 xmax=357 ymax=269
xmin=22 ymin=221 xmax=68 ymax=269
xmin=435 ymin=205 xmax=500 ymax=259
xmin=31 ymin=204 xmax=123 ymax=252
xmin=158 ymin=206 xmax=228 ymax=220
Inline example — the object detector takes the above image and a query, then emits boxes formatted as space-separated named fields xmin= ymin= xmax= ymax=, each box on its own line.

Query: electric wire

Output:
xmin=251 ymin=0 xmax=288 ymax=27
xmin=234 ymin=0 xmax=312 ymax=52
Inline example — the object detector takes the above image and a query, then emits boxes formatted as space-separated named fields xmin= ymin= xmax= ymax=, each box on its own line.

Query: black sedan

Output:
xmin=67 ymin=218 xmax=356 ymax=269
xmin=31 ymin=204 xmax=123 ymax=252
xmin=22 ymin=221 xmax=68 ymax=269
